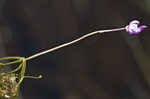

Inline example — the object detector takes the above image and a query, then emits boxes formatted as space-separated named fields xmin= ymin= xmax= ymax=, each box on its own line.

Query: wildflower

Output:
xmin=126 ymin=20 xmax=147 ymax=34
xmin=0 ymin=19 xmax=147 ymax=99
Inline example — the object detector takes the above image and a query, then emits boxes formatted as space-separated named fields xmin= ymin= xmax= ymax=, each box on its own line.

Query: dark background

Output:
xmin=0 ymin=0 xmax=150 ymax=99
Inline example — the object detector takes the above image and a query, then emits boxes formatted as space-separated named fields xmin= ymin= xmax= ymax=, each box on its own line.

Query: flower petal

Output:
xmin=126 ymin=20 xmax=147 ymax=34
xmin=130 ymin=20 xmax=140 ymax=25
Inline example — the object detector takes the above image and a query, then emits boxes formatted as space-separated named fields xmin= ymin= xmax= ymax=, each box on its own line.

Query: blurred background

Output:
xmin=0 ymin=0 xmax=150 ymax=99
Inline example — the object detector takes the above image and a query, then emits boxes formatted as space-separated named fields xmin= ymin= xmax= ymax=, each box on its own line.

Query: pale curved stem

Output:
xmin=26 ymin=27 xmax=125 ymax=61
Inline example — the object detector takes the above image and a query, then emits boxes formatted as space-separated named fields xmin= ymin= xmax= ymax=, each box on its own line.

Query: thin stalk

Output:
xmin=26 ymin=27 xmax=125 ymax=61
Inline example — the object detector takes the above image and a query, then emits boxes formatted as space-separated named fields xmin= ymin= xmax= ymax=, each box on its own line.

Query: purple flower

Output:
xmin=125 ymin=20 xmax=147 ymax=34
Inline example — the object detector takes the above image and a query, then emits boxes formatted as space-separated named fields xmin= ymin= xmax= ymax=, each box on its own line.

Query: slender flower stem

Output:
xmin=25 ymin=27 xmax=125 ymax=61
xmin=0 ymin=20 xmax=147 ymax=99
